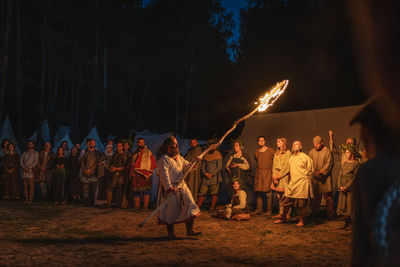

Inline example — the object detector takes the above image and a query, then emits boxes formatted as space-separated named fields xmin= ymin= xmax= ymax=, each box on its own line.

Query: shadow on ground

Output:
xmin=16 ymin=236 xmax=198 ymax=245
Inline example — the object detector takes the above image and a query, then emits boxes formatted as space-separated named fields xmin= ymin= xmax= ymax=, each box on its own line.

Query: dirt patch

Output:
xmin=0 ymin=202 xmax=352 ymax=266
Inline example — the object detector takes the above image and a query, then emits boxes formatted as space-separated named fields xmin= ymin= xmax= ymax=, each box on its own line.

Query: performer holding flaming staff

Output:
xmin=140 ymin=80 xmax=289 ymax=235
xmin=156 ymin=136 xmax=201 ymax=238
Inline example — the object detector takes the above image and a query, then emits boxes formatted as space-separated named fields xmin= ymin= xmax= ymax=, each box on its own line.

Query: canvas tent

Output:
xmin=80 ymin=126 xmax=105 ymax=152
xmin=133 ymin=131 xmax=172 ymax=155
xmin=42 ymin=119 xmax=51 ymax=142
xmin=27 ymin=131 xmax=38 ymax=142
xmin=52 ymin=133 xmax=74 ymax=152
xmin=25 ymin=120 xmax=50 ymax=144
xmin=239 ymin=105 xmax=363 ymax=203
xmin=176 ymin=135 xmax=207 ymax=156
xmin=0 ymin=116 xmax=21 ymax=155
xmin=54 ymin=126 xmax=71 ymax=147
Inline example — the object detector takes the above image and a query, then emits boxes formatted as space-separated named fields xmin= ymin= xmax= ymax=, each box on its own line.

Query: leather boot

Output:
xmin=186 ymin=219 xmax=201 ymax=236
xmin=209 ymin=195 xmax=218 ymax=212
xmin=106 ymin=191 xmax=113 ymax=208
xmin=343 ymin=216 xmax=351 ymax=229
xmin=197 ymin=196 xmax=205 ymax=209
xmin=167 ymin=224 xmax=176 ymax=239
xmin=134 ymin=196 xmax=141 ymax=209
xmin=254 ymin=197 xmax=263 ymax=214
xmin=142 ymin=194 xmax=150 ymax=210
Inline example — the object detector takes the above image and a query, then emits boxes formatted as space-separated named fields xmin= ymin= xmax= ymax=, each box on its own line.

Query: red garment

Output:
xmin=130 ymin=149 xmax=157 ymax=191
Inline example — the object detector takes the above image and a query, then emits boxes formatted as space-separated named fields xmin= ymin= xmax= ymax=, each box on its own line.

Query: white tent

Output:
xmin=80 ymin=126 xmax=105 ymax=152
xmin=0 ymin=116 xmax=21 ymax=155
xmin=239 ymin=104 xmax=363 ymax=203
xmin=54 ymin=126 xmax=70 ymax=147
xmin=52 ymin=133 xmax=74 ymax=152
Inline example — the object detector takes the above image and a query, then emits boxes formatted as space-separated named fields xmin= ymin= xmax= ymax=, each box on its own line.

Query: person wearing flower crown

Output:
xmin=226 ymin=139 xmax=251 ymax=201
xmin=212 ymin=177 xmax=250 ymax=221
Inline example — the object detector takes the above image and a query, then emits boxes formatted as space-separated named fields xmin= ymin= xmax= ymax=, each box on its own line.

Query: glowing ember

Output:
xmin=257 ymin=79 xmax=289 ymax=112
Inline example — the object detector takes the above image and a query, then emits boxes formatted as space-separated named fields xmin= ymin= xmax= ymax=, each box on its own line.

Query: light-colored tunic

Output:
xmin=20 ymin=150 xmax=39 ymax=179
xmin=285 ymin=152 xmax=314 ymax=199
xmin=337 ymin=160 xmax=360 ymax=216
xmin=157 ymin=154 xmax=200 ymax=225
xmin=309 ymin=146 xmax=333 ymax=194
xmin=271 ymin=150 xmax=292 ymax=192
xmin=254 ymin=147 xmax=274 ymax=192
xmin=227 ymin=190 xmax=247 ymax=209
xmin=224 ymin=190 xmax=247 ymax=219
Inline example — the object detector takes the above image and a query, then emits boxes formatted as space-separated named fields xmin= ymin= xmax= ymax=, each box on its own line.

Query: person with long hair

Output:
xmin=271 ymin=137 xmax=292 ymax=219
xmin=0 ymin=139 xmax=10 ymax=199
xmin=2 ymin=143 xmax=20 ymax=200
xmin=69 ymin=146 xmax=82 ymax=203
xmin=156 ymin=136 xmax=201 ymax=238
xmin=336 ymin=144 xmax=360 ymax=229
xmin=213 ymin=178 xmax=250 ymax=221
xmin=38 ymin=142 xmax=55 ymax=199
xmin=96 ymin=144 xmax=114 ymax=206
xmin=51 ymin=147 xmax=69 ymax=205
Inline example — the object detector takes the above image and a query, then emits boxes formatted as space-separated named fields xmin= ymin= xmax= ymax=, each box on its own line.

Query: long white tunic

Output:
xmin=157 ymin=154 xmax=200 ymax=224
xmin=285 ymin=152 xmax=314 ymax=199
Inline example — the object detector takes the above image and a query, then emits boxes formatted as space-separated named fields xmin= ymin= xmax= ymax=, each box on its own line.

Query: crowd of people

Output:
xmin=0 ymin=137 xmax=157 ymax=209
xmin=183 ymin=132 xmax=366 ymax=228
xmin=0 ymin=130 xmax=366 ymax=230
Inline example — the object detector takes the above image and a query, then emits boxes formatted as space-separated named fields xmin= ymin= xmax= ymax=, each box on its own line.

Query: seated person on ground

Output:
xmin=213 ymin=178 xmax=250 ymax=221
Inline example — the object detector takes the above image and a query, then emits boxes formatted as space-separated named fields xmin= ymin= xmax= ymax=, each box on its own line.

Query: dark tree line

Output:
xmin=0 ymin=0 xmax=364 ymax=146
xmin=234 ymin=0 xmax=365 ymax=114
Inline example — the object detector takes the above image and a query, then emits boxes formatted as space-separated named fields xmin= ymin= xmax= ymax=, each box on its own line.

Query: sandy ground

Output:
xmin=0 ymin=202 xmax=352 ymax=266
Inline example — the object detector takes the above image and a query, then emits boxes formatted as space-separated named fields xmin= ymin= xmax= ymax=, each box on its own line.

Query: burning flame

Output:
xmin=256 ymin=80 xmax=289 ymax=112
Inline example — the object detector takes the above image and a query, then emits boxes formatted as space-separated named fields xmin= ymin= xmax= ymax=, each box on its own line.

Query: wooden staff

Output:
xmin=139 ymin=80 xmax=289 ymax=227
